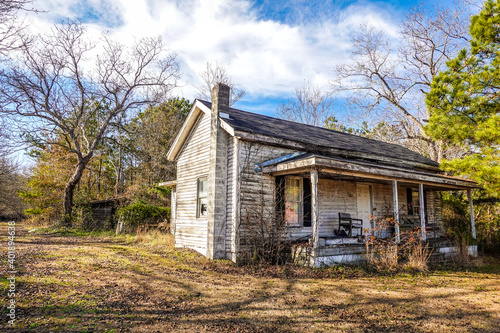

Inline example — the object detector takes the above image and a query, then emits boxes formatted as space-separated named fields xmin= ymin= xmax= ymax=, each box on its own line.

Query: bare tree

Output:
xmin=275 ymin=81 xmax=335 ymax=127
xmin=0 ymin=21 xmax=180 ymax=226
xmin=195 ymin=61 xmax=245 ymax=106
xmin=330 ymin=2 xmax=472 ymax=162
xmin=0 ymin=0 xmax=36 ymax=56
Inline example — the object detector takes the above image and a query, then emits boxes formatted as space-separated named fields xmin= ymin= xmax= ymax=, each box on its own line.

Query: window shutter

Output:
xmin=303 ymin=177 xmax=312 ymax=227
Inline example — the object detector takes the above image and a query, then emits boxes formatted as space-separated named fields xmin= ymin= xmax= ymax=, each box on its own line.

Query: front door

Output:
xmin=356 ymin=184 xmax=372 ymax=229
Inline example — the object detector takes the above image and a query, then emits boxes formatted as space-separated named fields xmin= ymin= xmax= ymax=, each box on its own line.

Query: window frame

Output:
xmin=284 ymin=176 xmax=304 ymax=227
xmin=406 ymin=188 xmax=420 ymax=216
xmin=196 ymin=176 xmax=208 ymax=218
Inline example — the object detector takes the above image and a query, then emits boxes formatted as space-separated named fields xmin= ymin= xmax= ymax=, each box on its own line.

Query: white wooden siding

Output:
xmin=316 ymin=179 xmax=357 ymax=237
xmin=170 ymin=186 xmax=176 ymax=235
xmin=175 ymin=113 xmax=211 ymax=255
xmin=225 ymin=136 xmax=234 ymax=257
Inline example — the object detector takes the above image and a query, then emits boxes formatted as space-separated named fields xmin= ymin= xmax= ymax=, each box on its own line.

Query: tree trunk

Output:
xmin=98 ymin=157 xmax=102 ymax=196
xmin=114 ymin=146 xmax=122 ymax=197
xmin=62 ymin=158 xmax=90 ymax=227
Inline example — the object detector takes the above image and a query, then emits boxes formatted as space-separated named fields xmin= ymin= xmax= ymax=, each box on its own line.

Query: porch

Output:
xmin=291 ymin=238 xmax=479 ymax=267
xmin=261 ymin=153 xmax=479 ymax=267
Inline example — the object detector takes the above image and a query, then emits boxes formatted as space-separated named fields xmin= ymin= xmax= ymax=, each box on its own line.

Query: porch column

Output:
xmin=392 ymin=180 xmax=400 ymax=243
xmin=419 ymin=183 xmax=426 ymax=241
xmin=311 ymin=169 xmax=320 ymax=255
xmin=467 ymin=189 xmax=477 ymax=240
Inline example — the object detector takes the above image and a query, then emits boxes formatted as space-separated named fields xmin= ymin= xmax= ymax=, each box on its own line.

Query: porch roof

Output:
xmin=262 ymin=153 xmax=478 ymax=190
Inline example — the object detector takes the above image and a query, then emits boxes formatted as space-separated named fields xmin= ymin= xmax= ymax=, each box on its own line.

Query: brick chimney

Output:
xmin=207 ymin=83 xmax=230 ymax=259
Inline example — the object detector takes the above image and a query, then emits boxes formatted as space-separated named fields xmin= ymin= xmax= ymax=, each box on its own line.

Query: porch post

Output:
xmin=467 ymin=189 xmax=477 ymax=240
xmin=419 ymin=183 xmax=426 ymax=241
xmin=311 ymin=169 xmax=320 ymax=256
xmin=392 ymin=180 xmax=400 ymax=243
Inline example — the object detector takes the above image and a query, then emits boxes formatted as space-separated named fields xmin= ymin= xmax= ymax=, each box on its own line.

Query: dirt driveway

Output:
xmin=1 ymin=222 xmax=499 ymax=332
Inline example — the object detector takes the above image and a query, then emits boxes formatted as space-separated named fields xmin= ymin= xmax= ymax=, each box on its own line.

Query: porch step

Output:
xmin=428 ymin=251 xmax=450 ymax=263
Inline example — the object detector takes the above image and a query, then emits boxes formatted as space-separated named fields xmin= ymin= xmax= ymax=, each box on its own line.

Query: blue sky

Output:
xmin=27 ymin=0 xmax=459 ymax=116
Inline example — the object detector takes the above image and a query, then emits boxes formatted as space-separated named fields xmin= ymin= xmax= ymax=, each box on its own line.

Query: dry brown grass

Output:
xmin=134 ymin=228 xmax=174 ymax=247
xmin=366 ymin=242 xmax=399 ymax=271
xmin=1 ymin=222 xmax=499 ymax=333
xmin=405 ymin=242 xmax=433 ymax=272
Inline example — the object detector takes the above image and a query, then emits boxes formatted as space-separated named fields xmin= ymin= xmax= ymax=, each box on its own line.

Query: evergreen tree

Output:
xmin=127 ymin=98 xmax=191 ymax=187
xmin=426 ymin=0 xmax=500 ymax=197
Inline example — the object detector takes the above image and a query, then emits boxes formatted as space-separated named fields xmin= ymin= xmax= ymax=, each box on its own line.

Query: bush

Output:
xmin=441 ymin=191 xmax=500 ymax=253
xmin=116 ymin=200 xmax=170 ymax=230
xmin=365 ymin=216 xmax=431 ymax=272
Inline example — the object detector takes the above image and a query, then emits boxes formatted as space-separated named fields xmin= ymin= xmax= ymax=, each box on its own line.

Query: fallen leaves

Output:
xmin=0 ymin=222 xmax=499 ymax=332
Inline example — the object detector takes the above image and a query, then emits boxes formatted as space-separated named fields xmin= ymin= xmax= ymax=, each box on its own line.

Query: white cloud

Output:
xmin=26 ymin=0 xmax=401 ymax=109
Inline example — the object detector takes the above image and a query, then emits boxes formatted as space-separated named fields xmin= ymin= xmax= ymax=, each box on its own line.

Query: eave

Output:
xmin=166 ymin=100 xmax=213 ymax=161
xmin=262 ymin=155 xmax=478 ymax=190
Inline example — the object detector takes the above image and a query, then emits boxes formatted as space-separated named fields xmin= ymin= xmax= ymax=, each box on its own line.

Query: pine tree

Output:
xmin=426 ymin=0 xmax=500 ymax=197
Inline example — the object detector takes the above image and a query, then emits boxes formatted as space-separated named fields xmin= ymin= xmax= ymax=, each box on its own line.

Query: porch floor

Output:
xmin=292 ymin=237 xmax=476 ymax=267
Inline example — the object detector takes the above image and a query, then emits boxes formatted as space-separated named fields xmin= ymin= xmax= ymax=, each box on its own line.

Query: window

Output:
xmin=197 ymin=177 xmax=208 ymax=217
xmin=285 ymin=177 xmax=302 ymax=226
xmin=406 ymin=188 xmax=420 ymax=215
xmin=276 ymin=176 xmax=311 ymax=227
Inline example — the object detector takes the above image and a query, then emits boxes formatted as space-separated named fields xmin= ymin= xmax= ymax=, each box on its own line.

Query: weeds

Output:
xmin=365 ymin=216 xmax=432 ymax=272
xmin=133 ymin=228 xmax=174 ymax=247
xmin=405 ymin=242 xmax=433 ymax=271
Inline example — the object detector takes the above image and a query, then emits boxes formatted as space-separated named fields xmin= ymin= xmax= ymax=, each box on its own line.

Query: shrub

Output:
xmin=441 ymin=191 xmax=500 ymax=253
xmin=365 ymin=216 xmax=432 ymax=271
xmin=116 ymin=200 xmax=170 ymax=230
xmin=365 ymin=217 xmax=399 ymax=271
xmin=405 ymin=242 xmax=432 ymax=272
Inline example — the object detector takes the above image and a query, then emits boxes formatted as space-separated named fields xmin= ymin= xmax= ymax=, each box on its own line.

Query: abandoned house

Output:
xmin=164 ymin=83 xmax=478 ymax=266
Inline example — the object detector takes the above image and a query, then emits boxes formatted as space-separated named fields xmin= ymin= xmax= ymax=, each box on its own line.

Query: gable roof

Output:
xmin=198 ymin=100 xmax=439 ymax=168
xmin=167 ymin=100 xmax=209 ymax=161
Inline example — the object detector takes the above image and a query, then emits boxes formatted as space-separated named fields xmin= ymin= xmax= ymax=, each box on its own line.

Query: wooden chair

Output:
xmin=338 ymin=213 xmax=363 ymax=237
xmin=400 ymin=216 xmax=418 ymax=231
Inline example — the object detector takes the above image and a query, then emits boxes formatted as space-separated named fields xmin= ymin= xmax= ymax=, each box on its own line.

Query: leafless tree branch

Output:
xmin=330 ymin=1 xmax=473 ymax=162
xmin=0 ymin=20 xmax=180 ymax=225
xmin=276 ymin=81 xmax=335 ymax=127
xmin=195 ymin=61 xmax=245 ymax=106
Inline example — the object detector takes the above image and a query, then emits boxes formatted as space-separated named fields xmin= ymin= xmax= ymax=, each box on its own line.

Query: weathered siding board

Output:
xmin=170 ymin=186 xmax=176 ymax=235
xmin=286 ymin=179 xmax=360 ymax=239
xmin=230 ymin=137 xmax=241 ymax=262
xmin=237 ymin=141 xmax=297 ymax=256
xmin=371 ymin=184 xmax=394 ymax=218
xmin=371 ymin=184 xmax=407 ymax=218
xmin=225 ymin=135 xmax=234 ymax=258
xmin=175 ymin=112 xmax=210 ymax=256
